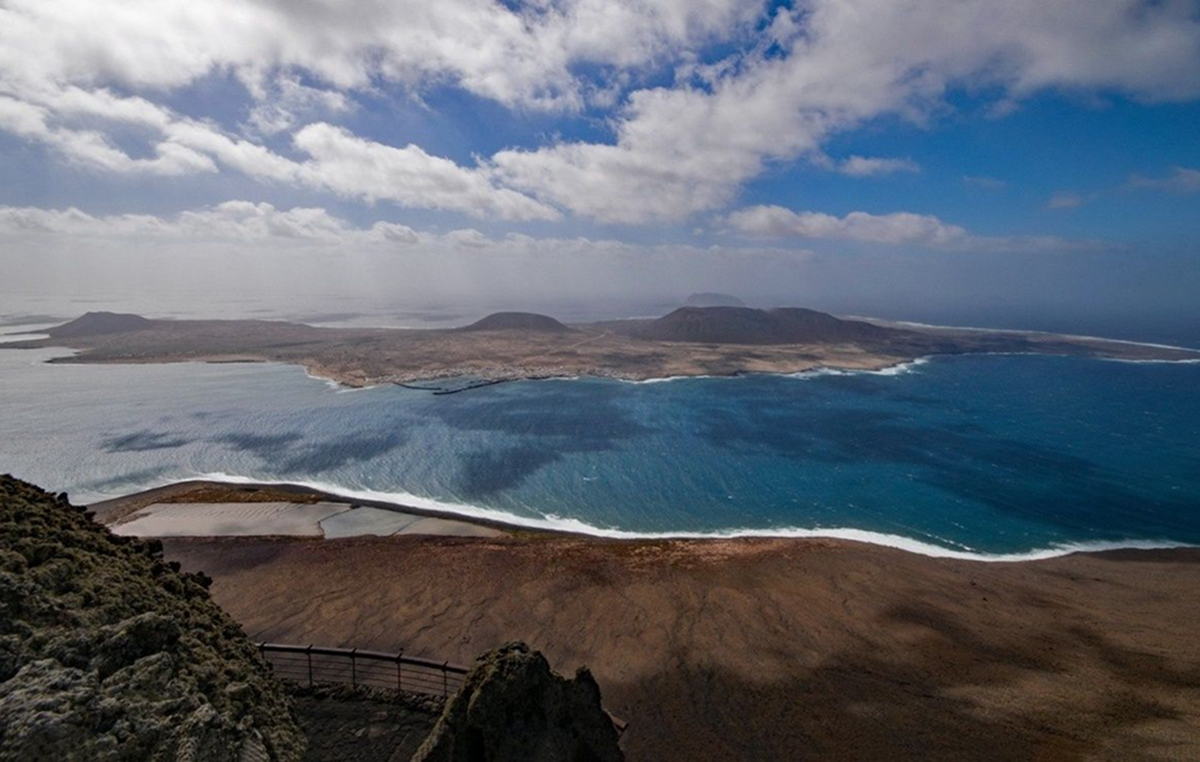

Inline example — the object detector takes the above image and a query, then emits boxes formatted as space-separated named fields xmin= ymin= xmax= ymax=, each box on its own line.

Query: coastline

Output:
xmin=91 ymin=477 xmax=1197 ymax=563
xmin=11 ymin=310 xmax=1200 ymax=389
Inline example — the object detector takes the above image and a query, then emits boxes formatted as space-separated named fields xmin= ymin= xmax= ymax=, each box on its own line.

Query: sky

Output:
xmin=1 ymin=0 xmax=1199 ymax=334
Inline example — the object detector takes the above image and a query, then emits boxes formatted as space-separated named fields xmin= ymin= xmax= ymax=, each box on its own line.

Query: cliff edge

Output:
xmin=0 ymin=475 xmax=305 ymax=762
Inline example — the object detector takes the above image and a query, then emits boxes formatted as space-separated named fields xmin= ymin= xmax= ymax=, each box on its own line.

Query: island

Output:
xmin=6 ymin=306 xmax=1198 ymax=387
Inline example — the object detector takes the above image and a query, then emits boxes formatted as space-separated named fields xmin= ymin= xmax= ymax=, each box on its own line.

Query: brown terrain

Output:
xmin=158 ymin=530 xmax=1200 ymax=761
xmin=7 ymin=306 xmax=1199 ymax=386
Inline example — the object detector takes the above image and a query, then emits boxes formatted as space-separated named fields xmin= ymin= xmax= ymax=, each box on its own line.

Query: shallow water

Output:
xmin=2 ymin=343 xmax=1199 ymax=558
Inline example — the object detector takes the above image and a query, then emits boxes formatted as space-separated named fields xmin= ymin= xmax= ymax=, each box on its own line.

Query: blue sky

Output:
xmin=1 ymin=0 xmax=1198 ymax=330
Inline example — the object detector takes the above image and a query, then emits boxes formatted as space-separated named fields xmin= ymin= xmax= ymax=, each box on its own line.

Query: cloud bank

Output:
xmin=1 ymin=0 xmax=1197 ymax=230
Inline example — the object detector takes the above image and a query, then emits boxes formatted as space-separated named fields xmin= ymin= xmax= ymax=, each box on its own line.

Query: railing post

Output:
xmin=306 ymin=645 xmax=314 ymax=687
xmin=396 ymin=651 xmax=403 ymax=692
xmin=443 ymin=661 xmax=449 ymax=697
xmin=350 ymin=648 xmax=358 ymax=688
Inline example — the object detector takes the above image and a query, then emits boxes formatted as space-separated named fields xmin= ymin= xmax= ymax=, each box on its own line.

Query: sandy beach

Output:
xmin=95 ymin=482 xmax=1200 ymax=760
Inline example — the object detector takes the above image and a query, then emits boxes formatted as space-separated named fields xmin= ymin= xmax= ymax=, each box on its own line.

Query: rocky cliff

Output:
xmin=0 ymin=475 xmax=305 ymax=762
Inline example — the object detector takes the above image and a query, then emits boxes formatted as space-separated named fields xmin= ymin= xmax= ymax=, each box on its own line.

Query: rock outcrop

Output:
xmin=0 ymin=475 xmax=304 ymax=762
xmin=412 ymin=642 xmax=623 ymax=762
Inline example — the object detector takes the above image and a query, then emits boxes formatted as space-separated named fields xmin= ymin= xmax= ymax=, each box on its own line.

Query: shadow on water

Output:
xmin=101 ymin=430 xmax=192 ymax=452
xmin=431 ymin=383 xmax=651 ymax=498
xmin=212 ymin=430 xmax=411 ymax=474
xmin=86 ymin=466 xmax=175 ymax=492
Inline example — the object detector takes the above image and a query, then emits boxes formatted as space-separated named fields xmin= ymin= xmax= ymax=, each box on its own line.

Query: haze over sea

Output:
xmin=3 ymin=298 xmax=1199 ymax=561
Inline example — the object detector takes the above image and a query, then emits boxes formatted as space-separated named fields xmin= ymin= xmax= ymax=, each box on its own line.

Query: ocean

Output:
xmin=2 ymin=327 xmax=1199 ymax=560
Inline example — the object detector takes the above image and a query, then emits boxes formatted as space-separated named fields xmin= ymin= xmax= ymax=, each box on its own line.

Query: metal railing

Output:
xmin=257 ymin=642 xmax=469 ymax=698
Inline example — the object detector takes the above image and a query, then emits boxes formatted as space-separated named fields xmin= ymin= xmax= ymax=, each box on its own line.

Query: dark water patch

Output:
xmin=87 ymin=466 xmax=174 ymax=491
xmin=211 ymin=428 xmax=410 ymax=474
xmin=213 ymin=432 xmax=305 ymax=459
xmin=459 ymin=446 xmax=562 ymax=497
xmin=433 ymin=383 xmax=651 ymax=494
xmin=102 ymin=430 xmax=191 ymax=453
xmin=432 ymin=383 xmax=649 ymax=442
xmin=276 ymin=430 xmax=410 ymax=473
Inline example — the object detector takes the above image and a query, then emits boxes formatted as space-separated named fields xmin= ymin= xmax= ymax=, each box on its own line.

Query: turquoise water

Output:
xmin=2 ymin=344 xmax=1199 ymax=559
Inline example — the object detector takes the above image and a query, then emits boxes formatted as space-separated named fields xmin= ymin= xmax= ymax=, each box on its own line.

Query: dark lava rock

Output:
xmin=46 ymin=312 xmax=158 ymax=338
xmin=456 ymin=312 xmax=572 ymax=333
xmin=0 ymin=475 xmax=304 ymax=761
xmin=632 ymin=305 xmax=898 ymax=345
xmin=412 ymin=642 xmax=623 ymax=762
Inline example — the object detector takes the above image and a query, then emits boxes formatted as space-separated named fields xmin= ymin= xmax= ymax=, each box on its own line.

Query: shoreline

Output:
xmin=92 ymin=477 xmax=1197 ymax=563
xmin=21 ymin=341 xmax=1200 ymax=393
xmin=11 ymin=309 xmax=1200 ymax=389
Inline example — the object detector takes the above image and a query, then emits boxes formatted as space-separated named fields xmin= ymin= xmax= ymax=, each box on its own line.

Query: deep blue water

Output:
xmin=2 ymin=343 xmax=1199 ymax=559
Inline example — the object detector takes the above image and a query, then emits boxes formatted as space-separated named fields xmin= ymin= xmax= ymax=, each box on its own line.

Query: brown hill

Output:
xmin=47 ymin=311 xmax=158 ymax=338
xmin=457 ymin=312 xmax=572 ymax=333
xmin=627 ymin=306 xmax=897 ymax=345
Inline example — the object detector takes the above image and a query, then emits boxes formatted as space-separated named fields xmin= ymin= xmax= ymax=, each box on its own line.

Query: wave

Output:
xmin=612 ymin=358 xmax=930 ymax=385
xmin=184 ymin=471 xmax=1191 ymax=563
xmin=625 ymin=374 xmax=721 ymax=384
xmin=787 ymin=357 xmax=930 ymax=379
xmin=300 ymin=367 xmax=380 ymax=393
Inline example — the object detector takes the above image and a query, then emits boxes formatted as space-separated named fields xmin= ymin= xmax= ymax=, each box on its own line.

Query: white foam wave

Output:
xmin=627 ymin=374 xmax=720 ymax=384
xmin=300 ymin=367 xmax=379 ymax=393
xmin=612 ymin=358 xmax=930 ymax=385
xmin=1101 ymin=357 xmax=1200 ymax=365
xmin=787 ymin=357 xmax=930 ymax=379
xmin=184 ymin=472 xmax=1192 ymax=563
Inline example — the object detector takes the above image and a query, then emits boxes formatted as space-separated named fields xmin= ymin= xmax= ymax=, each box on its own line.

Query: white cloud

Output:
xmin=727 ymin=205 xmax=1093 ymax=252
xmin=0 ymin=202 xmax=813 ymax=269
xmin=962 ymin=176 xmax=1008 ymax=191
xmin=1128 ymin=166 xmax=1200 ymax=194
xmin=1 ymin=0 xmax=1198 ymax=228
xmin=494 ymin=0 xmax=1200 ymax=223
xmin=443 ymin=228 xmax=493 ymax=248
xmin=245 ymin=75 xmax=351 ymax=136
xmin=0 ymin=0 xmax=760 ymax=112
xmin=833 ymin=156 xmax=920 ymax=177
xmin=291 ymin=124 xmax=560 ymax=221
xmin=0 ymin=85 xmax=558 ymax=219
xmin=1047 ymin=191 xmax=1086 ymax=210
xmin=0 ymin=202 xmax=420 ymax=245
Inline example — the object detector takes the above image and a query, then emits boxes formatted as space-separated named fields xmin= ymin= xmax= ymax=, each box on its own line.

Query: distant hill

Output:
xmin=47 ymin=311 xmax=157 ymax=338
xmin=628 ymin=306 xmax=897 ymax=345
xmin=457 ymin=312 xmax=573 ymax=333
xmin=685 ymin=292 xmax=746 ymax=308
